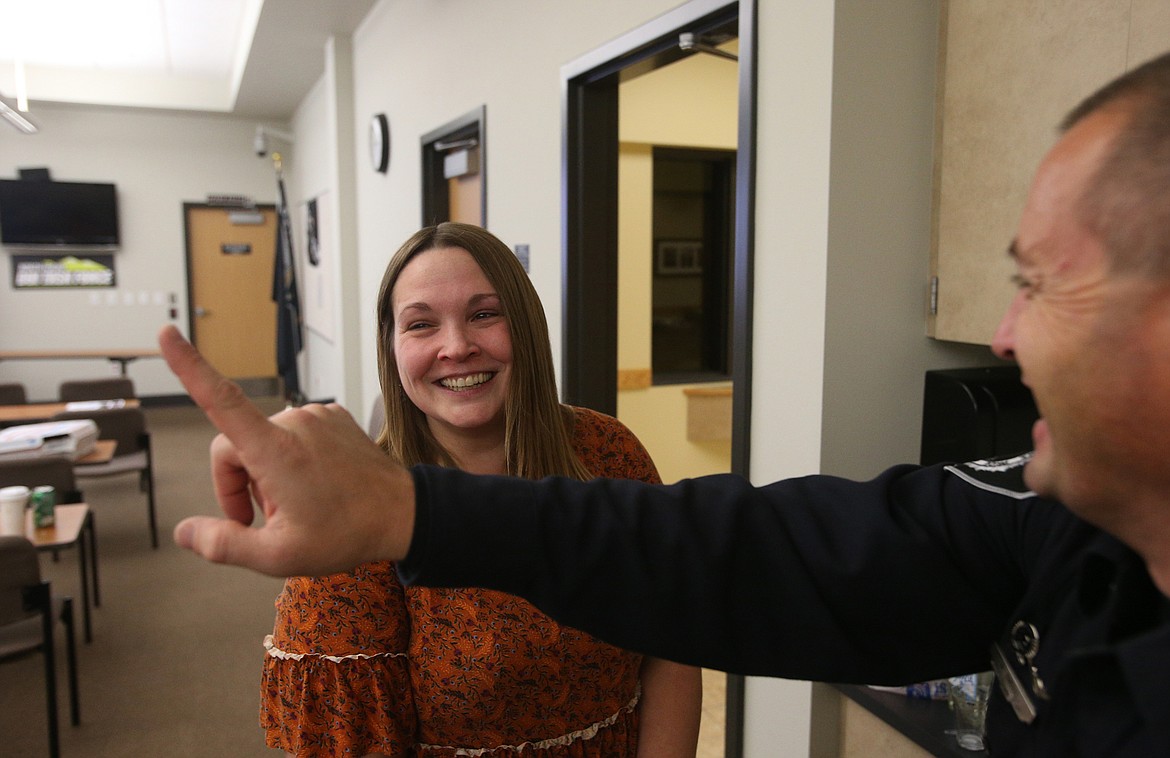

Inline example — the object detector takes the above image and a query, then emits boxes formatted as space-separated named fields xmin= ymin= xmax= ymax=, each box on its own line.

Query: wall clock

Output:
xmin=369 ymin=113 xmax=390 ymax=173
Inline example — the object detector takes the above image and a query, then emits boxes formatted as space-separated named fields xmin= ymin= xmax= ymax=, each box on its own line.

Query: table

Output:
xmin=0 ymin=398 xmax=141 ymax=426
xmin=0 ymin=348 xmax=162 ymax=375
xmin=24 ymin=503 xmax=100 ymax=643
xmin=835 ymin=684 xmax=988 ymax=757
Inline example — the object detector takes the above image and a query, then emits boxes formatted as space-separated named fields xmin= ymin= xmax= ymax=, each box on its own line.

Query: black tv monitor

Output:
xmin=0 ymin=179 xmax=120 ymax=248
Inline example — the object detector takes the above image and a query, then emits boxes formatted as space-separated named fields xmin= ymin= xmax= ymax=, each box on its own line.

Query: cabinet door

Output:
xmin=929 ymin=0 xmax=1170 ymax=344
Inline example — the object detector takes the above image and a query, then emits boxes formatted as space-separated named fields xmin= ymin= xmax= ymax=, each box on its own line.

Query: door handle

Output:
xmin=194 ymin=306 xmax=210 ymax=317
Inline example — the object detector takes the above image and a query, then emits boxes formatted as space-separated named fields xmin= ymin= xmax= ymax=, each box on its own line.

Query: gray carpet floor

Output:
xmin=1 ymin=401 xmax=288 ymax=757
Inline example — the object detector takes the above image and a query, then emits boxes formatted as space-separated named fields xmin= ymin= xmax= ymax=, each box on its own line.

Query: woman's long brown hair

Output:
xmin=374 ymin=222 xmax=590 ymax=481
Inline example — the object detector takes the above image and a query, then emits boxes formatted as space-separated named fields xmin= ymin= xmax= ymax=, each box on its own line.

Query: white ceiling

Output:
xmin=0 ymin=0 xmax=377 ymax=120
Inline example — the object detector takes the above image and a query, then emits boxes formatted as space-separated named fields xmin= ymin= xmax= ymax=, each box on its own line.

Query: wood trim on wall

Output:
xmin=617 ymin=368 xmax=653 ymax=390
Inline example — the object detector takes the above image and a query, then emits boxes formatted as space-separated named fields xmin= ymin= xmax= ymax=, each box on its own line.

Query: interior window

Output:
xmin=651 ymin=147 xmax=735 ymax=383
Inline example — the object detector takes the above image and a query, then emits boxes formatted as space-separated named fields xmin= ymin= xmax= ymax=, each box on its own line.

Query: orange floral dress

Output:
xmin=260 ymin=407 xmax=661 ymax=757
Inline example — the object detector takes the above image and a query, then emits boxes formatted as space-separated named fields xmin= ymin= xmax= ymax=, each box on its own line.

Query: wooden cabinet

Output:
xmin=929 ymin=0 xmax=1170 ymax=344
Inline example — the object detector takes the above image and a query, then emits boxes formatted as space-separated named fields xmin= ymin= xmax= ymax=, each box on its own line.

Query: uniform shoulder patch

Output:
xmin=945 ymin=453 xmax=1036 ymax=500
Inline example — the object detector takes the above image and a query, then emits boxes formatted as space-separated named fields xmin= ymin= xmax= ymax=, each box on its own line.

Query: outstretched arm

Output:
xmin=162 ymin=324 xmax=1041 ymax=681
xmin=399 ymin=464 xmax=1046 ymax=680
xmin=159 ymin=325 xmax=415 ymax=576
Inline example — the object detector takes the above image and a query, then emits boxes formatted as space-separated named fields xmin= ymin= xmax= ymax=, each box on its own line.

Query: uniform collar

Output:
xmin=1075 ymin=533 xmax=1170 ymax=746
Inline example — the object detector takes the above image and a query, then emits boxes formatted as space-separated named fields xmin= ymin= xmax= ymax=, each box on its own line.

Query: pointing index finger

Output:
xmin=158 ymin=324 xmax=273 ymax=448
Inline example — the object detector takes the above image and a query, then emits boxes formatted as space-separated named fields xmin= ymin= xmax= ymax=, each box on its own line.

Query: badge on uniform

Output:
xmin=991 ymin=619 xmax=1049 ymax=724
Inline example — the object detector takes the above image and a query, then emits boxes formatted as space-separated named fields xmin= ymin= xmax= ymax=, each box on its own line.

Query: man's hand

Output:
xmin=158 ymin=325 xmax=415 ymax=577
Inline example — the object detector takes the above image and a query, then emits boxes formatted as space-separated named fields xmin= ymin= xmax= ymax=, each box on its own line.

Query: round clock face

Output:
xmin=370 ymin=113 xmax=390 ymax=173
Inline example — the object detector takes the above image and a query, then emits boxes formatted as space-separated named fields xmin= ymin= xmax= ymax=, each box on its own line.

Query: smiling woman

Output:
xmin=258 ymin=222 xmax=703 ymax=757
xmin=374 ymin=224 xmax=596 ymax=479
xmin=388 ymin=246 xmax=513 ymax=454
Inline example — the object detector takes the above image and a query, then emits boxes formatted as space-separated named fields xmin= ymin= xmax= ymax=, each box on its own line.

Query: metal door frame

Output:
xmin=560 ymin=1 xmax=757 ymax=755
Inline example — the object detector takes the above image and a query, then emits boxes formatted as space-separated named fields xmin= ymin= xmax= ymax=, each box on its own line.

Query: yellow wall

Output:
xmin=615 ymin=44 xmax=738 ymax=485
xmin=617 ymin=143 xmax=654 ymax=375
xmin=618 ymin=383 xmax=733 ymax=484
xmin=619 ymin=41 xmax=740 ymax=146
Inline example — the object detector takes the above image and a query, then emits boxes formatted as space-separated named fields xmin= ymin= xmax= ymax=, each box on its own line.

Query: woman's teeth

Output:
xmin=440 ymin=372 xmax=492 ymax=391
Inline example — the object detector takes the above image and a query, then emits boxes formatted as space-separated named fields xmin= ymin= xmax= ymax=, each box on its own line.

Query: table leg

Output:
xmin=109 ymin=357 xmax=135 ymax=375
xmin=77 ymin=522 xmax=92 ymax=643
xmin=87 ymin=510 xmax=100 ymax=607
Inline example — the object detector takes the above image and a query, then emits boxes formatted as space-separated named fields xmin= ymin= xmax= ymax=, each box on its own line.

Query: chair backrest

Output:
xmin=52 ymin=407 xmax=148 ymax=457
xmin=0 ymin=383 xmax=27 ymax=405
xmin=0 ymin=457 xmax=81 ymax=503
xmin=58 ymin=377 xmax=137 ymax=402
xmin=0 ymin=536 xmax=40 ymax=627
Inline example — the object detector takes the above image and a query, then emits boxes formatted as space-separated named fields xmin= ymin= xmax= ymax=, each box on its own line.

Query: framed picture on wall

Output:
xmin=302 ymin=192 xmax=336 ymax=341
xmin=654 ymin=240 xmax=703 ymax=276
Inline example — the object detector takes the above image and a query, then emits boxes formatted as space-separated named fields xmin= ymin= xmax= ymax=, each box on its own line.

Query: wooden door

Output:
xmin=421 ymin=106 xmax=485 ymax=227
xmin=185 ymin=205 xmax=278 ymax=379
xmin=448 ymin=172 xmax=482 ymax=225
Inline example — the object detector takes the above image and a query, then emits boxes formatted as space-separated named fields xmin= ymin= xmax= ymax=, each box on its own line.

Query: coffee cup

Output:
xmin=0 ymin=485 xmax=30 ymax=535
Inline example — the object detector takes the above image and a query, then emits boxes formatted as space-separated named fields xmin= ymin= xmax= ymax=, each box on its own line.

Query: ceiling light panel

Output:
xmin=2 ymin=0 xmax=164 ymax=70
xmin=0 ymin=0 xmax=248 ymax=76
xmin=164 ymin=0 xmax=251 ymax=77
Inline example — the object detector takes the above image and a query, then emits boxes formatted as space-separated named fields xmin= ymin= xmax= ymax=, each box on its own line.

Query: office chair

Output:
xmin=0 ymin=456 xmax=84 ymax=504
xmin=0 ymin=382 xmax=28 ymax=405
xmin=0 ymin=456 xmax=87 ymax=570
xmin=52 ymin=407 xmax=157 ymax=548
xmin=58 ymin=377 xmax=136 ymax=403
xmin=0 ymin=535 xmax=81 ymax=758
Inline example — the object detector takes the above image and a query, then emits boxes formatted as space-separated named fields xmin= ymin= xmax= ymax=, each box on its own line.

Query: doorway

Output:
xmin=560 ymin=1 xmax=756 ymax=756
xmin=184 ymin=203 xmax=279 ymax=391
xmin=421 ymin=105 xmax=486 ymax=226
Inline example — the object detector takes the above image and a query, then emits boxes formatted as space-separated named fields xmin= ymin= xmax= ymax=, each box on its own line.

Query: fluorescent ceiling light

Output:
xmin=14 ymin=59 xmax=27 ymax=110
xmin=0 ymin=95 xmax=37 ymax=133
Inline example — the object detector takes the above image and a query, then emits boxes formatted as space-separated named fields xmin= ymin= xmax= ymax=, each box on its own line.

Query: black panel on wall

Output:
xmin=920 ymin=365 xmax=1039 ymax=466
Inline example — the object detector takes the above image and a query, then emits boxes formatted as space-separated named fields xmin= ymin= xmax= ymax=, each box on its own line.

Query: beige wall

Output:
xmin=820 ymin=1 xmax=994 ymax=484
xmin=348 ymin=1 xmax=990 ymax=753
xmin=349 ymin=0 xmax=691 ymax=423
xmin=0 ymin=105 xmax=286 ymax=400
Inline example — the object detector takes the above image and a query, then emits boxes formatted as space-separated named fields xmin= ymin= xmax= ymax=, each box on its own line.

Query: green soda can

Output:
xmin=32 ymin=485 xmax=56 ymax=528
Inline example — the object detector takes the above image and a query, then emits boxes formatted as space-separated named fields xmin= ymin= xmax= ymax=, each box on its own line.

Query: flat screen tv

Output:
xmin=0 ymin=179 xmax=120 ymax=248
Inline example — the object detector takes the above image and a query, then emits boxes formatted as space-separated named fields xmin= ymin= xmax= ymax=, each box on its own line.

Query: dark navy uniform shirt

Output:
xmin=401 ymin=455 xmax=1170 ymax=755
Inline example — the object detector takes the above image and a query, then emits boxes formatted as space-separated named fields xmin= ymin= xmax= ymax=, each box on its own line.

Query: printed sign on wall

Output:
xmin=301 ymin=193 xmax=336 ymax=341
xmin=11 ymin=253 xmax=117 ymax=288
